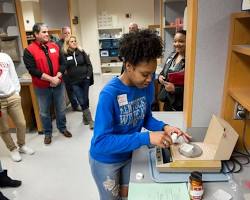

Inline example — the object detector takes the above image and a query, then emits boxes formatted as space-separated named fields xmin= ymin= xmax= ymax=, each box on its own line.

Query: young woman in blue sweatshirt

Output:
xmin=89 ymin=29 xmax=190 ymax=200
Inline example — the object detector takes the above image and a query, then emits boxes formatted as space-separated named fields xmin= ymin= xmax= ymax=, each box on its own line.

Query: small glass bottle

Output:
xmin=189 ymin=171 xmax=204 ymax=200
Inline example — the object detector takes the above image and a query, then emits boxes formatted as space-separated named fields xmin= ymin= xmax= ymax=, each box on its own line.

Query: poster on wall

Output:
xmin=242 ymin=0 xmax=250 ymax=11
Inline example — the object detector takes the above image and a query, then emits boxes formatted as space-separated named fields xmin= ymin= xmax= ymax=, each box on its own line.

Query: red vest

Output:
xmin=27 ymin=41 xmax=60 ymax=88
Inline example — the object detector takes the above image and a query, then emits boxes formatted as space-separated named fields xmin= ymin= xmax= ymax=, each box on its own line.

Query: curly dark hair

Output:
xmin=176 ymin=29 xmax=186 ymax=36
xmin=119 ymin=29 xmax=163 ymax=66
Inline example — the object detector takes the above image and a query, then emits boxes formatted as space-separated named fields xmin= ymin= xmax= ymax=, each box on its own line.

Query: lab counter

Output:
xmin=129 ymin=124 xmax=250 ymax=200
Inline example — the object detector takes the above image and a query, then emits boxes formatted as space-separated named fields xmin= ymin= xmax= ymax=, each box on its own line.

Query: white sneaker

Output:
xmin=19 ymin=145 xmax=35 ymax=155
xmin=10 ymin=149 xmax=22 ymax=162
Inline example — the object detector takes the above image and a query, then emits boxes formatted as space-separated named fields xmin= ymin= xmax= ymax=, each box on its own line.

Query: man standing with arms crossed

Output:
xmin=23 ymin=23 xmax=72 ymax=145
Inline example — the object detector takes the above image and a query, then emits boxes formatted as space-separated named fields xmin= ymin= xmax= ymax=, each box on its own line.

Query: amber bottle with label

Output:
xmin=189 ymin=171 xmax=204 ymax=200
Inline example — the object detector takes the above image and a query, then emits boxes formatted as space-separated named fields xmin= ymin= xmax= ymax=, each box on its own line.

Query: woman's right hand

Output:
xmin=164 ymin=82 xmax=175 ymax=92
xmin=158 ymin=75 xmax=166 ymax=85
xmin=149 ymin=131 xmax=172 ymax=148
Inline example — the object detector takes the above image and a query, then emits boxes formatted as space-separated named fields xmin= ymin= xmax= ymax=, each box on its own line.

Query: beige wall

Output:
xmin=154 ymin=0 xmax=160 ymax=25
xmin=70 ymin=0 xmax=82 ymax=47
xmin=78 ymin=0 xmax=101 ymax=73
xmin=40 ymin=0 xmax=70 ymax=29
xmin=33 ymin=1 xmax=41 ymax=23
xmin=191 ymin=0 xmax=240 ymax=127
xmin=97 ymin=0 xmax=154 ymax=32
xmin=21 ymin=1 xmax=41 ymax=30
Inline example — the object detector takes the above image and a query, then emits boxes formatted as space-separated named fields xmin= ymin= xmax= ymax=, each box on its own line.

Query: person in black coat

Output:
xmin=57 ymin=27 xmax=81 ymax=111
xmin=158 ymin=30 xmax=186 ymax=111
xmin=61 ymin=36 xmax=94 ymax=129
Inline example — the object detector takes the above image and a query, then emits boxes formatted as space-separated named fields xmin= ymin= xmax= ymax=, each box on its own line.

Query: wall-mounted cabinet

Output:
xmin=161 ymin=0 xmax=186 ymax=56
xmin=98 ymin=27 xmax=123 ymax=74
xmin=221 ymin=12 xmax=250 ymax=150
xmin=0 ymin=0 xmax=21 ymax=62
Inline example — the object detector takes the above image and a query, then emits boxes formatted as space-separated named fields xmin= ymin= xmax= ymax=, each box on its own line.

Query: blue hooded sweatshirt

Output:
xmin=89 ymin=77 xmax=166 ymax=163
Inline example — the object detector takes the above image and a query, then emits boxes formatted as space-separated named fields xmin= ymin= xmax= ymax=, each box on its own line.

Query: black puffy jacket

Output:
xmin=61 ymin=48 xmax=94 ymax=85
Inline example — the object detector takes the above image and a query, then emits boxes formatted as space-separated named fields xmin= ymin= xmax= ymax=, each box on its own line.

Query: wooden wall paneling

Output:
xmin=221 ymin=12 xmax=250 ymax=150
xmin=183 ymin=0 xmax=198 ymax=128
xmin=15 ymin=0 xmax=28 ymax=48
xmin=67 ymin=0 xmax=73 ymax=32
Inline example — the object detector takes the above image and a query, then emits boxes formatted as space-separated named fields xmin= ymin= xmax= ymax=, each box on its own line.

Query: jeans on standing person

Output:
xmin=63 ymin=74 xmax=79 ymax=109
xmin=35 ymin=83 xmax=67 ymax=136
xmin=71 ymin=79 xmax=90 ymax=110
xmin=72 ymin=79 xmax=94 ymax=129
xmin=89 ymin=155 xmax=131 ymax=200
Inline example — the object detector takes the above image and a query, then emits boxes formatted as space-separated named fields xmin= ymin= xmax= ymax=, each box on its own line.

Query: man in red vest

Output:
xmin=23 ymin=23 xmax=72 ymax=145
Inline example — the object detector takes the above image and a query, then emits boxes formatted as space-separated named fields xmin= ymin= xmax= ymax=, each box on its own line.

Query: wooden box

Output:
xmin=156 ymin=115 xmax=239 ymax=172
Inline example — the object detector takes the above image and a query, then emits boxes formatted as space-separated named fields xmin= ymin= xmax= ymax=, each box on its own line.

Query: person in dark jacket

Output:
xmin=61 ymin=35 xmax=94 ymax=129
xmin=158 ymin=30 xmax=186 ymax=111
xmin=57 ymin=26 xmax=81 ymax=111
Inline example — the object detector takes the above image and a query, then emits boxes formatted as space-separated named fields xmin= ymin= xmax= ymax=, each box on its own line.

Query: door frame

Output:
xmin=183 ymin=0 xmax=198 ymax=128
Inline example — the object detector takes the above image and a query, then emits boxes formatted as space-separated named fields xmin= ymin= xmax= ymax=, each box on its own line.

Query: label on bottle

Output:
xmin=190 ymin=188 xmax=204 ymax=200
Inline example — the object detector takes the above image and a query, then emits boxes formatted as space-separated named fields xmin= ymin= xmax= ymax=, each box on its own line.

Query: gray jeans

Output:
xmin=89 ymin=156 xmax=131 ymax=200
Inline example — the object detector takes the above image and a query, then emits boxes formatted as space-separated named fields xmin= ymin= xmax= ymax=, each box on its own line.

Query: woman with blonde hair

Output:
xmin=61 ymin=36 xmax=94 ymax=129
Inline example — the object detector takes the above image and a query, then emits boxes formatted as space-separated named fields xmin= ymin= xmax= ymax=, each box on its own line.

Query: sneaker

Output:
xmin=0 ymin=170 xmax=22 ymax=188
xmin=10 ymin=149 xmax=21 ymax=162
xmin=19 ymin=145 xmax=35 ymax=155
xmin=44 ymin=136 xmax=52 ymax=145
xmin=61 ymin=130 xmax=72 ymax=138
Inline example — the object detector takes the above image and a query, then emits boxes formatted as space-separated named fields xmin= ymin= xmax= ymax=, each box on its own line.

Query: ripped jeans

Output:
xmin=89 ymin=156 xmax=131 ymax=200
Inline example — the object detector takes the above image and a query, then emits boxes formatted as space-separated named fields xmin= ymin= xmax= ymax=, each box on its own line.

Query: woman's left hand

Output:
xmin=164 ymin=82 xmax=175 ymax=92
xmin=163 ymin=125 xmax=191 ymax=143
